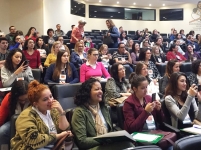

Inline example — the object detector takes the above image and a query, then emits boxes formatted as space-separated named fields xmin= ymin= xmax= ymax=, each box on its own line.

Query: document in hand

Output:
xmin=181 ymin=125 xmax=201 ymax=134
xmin=93 ymin=130 xmax=135 ymax=143
xmin=131 ymin=132 xmax=164 ymax=144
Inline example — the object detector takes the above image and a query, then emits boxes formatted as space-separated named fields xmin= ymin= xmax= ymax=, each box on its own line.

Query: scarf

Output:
xmin=87 ymin=103 xmax=107 ymax=136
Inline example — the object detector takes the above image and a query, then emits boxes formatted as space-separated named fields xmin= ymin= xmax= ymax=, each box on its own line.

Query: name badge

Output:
xmin=121 ymin=58 xmax=126 ymax=62
xmin=176 ymin=55 xmax=181 ymax=60
xmin=148 ymin=69 xmax=153 ymax=78
xmin=183 ymin=114 xmax=191 ymax=124
xmin=144 ymin=115 xmax=156 ymax=130
xmin=60 ymin=74 xmax=66 ymax=80
xmin=17 ymin=77 xmax=24 ymax=81
xmin=158 ymin=58 xmax=162 ymax=63
xmin=193 ymin=57 xmax=197 ymax=61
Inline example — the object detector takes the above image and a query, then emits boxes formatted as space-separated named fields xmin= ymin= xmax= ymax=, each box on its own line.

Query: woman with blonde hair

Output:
xmin=44 ymin=41 xmax=60 ymax=67
xmin=70 ymin=41 xmax=87 ymax=68
xmin=98 ymin=44 xmax=112 ymax=69
xmin=150 ymin=46 xmax=166 ymax=64
xmin=44 ymin=50 xmax=79 ymax=84
xmin=105 ymin=19 xmax=120 ymax=48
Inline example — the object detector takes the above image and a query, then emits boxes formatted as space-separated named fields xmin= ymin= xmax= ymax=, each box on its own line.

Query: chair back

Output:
xmin=117 ymin=103 xmax=125 ymax=129
xmin=10 ymin=114 xmax=19 ymax=138
xmin=32 ymin=69 xmax=42 ymax=83
xmin=161 ymin=99 xmax=172 ymax=125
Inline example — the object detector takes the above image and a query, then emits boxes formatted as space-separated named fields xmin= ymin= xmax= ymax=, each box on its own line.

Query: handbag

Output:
xmin=108 ymin=97 xmax=127 ymax=107
xmin=149 ymin=130 xmax=177 ymax=150
xmin=51 ymin=133 xmax=74 ymax=150
xmin=103 ymin=36 xmax=114 ymax=45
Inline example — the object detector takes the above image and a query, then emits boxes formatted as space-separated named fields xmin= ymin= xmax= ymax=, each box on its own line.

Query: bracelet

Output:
xmin=60 ymin=111 xmax=66 ymax=116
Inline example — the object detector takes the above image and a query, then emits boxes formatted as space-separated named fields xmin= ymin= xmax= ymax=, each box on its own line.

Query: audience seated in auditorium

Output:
xmin=171 ymin=39 xmax=185 ymax=55
xmin=83 ymin=36 xmax=94 ymax=52
xmin=5 ymin=26 xmax=16 ymax=44
xmin=70 ymin=41 xmax=87 ymax=68
xmin=66 ymin=25 xmax=75 ymax=39
xmin=113 ymin=43 xmax=132 ymax=66
xmin=141 ymin=39 xmax=151 ymax=49
xmin=54 ymin=24 xmax=65 ymax=37
xmin=57 ymin=36 xmax=70 ymax=53
xmin=118 ymin=31 xmax=127 ymax=45
xmin=98 ymin=44 xmax=112 ymax=69
xmin=188 ymin=60 xmax=201 ymax=86
xmin=9 ymin=34 xmax=24 ymax=50
xmin=25 ymin=27 xmax=38 ymax=42
xmin=176 ymin=33 xmax=186 ymax=45
xmin=10 ymin=80 xmax=72 ymax=150
xmin=150 ymin=29 xmax=159 ymax=42
xmin=134 ymin=62 xmax=160 ymax=100
xmin=23 ymin=39 xmax=43 ymax=71
xmin=195 ymin=34 xmax=201 ymax=43
xmin=0 ymin=37 xmax=9 ymax=68
xmin=154 ymin=37 xmax=166 ymax=54
xmin=165 ymin=72 xmax=201 ymax=129
xmin=70 ymin=19 xmax=86 ymax=49
xmin=169 ymin=29 xmax=177 ymax=41
xmin=161 ymin=60 xmax=180 ymax=94
xmin=35 ymin=37 xmax=48 ymax=58
xmin=119 ymin=26 xmax=124 ymax=34
xmin=44 ymin=41 xmax=60 ymax=67
xmin=144 ymin=28 xmax=150 ymax=36
xmin=1 ymin=49 xmax=34 ymax=87
xmin=43 ymin=28 xmax=55 ymax=45
xmin=134 ymin=30 xmax=142 ymax=41
xmin=105 ymin=19 xmax=120 ymax=48
xmin=104 ymin=63 xmax=131 ymax=120
xmin=139 ymin=48 xmax=161 ymax=79
xmin=80 ymin=48 xmax=110 ymax=82
xmin=72 ymin=78 xmax=134 ymax=150
xmin=0 ymin=80 xmax=29 ymax=148
xmin=125 ymin=38 xmax=134 ymax=51
xmin=186 ymin=35 xmax=199 ymax=51
xmin=184 ymin=44 xmax=201 ymax=61
xmin=130 ymin=42 xmax=140 ymax=65
xmin=180 ymin=29 xmax=186 ymax=39
xmin=189 ymin=30 xmax=195 ymax=38
xmin=151 ymin=46 xmax=166 ymax=64
xmin=44 ymin=50 xmax=79 ymax=84
xmin=166 ymin=44 xmax=186 ymax=62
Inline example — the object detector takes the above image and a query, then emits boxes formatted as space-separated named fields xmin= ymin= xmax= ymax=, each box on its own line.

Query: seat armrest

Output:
xmin=160 ymin=122 xmax=180 ymax=133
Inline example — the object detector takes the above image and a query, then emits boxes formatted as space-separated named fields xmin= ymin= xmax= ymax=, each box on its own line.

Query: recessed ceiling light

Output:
xmin=125 ymin=8 xmax=131 ymax=10
xmin=94 ymin=11 xmax=97 ymax=12
xmin=99 ymin=0 xmax=101 ymax=2
xmin=94 ymin=16 xmax=96 ymax=17
xmin=133 ymin=3 xmax=136 ymax=5
xmin=149 ymin=4 xmax=151 ymax=6
xmin=117 ymin=1 xmax=119 ymax=4
xmin=74 ymin=6 xmax=76 ymax=7
xmin=118 ymin=12 xmax=120 ymax=13
xmin=111 ymin=16 xmax=113 ymax=17
xmin=163 ymin=4 xmax=165 ymax=6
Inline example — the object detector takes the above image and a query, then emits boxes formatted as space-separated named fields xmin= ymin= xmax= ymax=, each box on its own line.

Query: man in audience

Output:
xmin=169 ymin=29 xmax=177 ymax=41
xmin=0 ymin=38 xmax=9 ymax=68
xmin=5 ymin=26 xmax=16 ymax=44
xmin=119 ymin=26 xmax=124 ymax=34
xmin=55 ymin=24 xmax=65 ymax=37
xmin=66 ymin=25 xmax=75 ymax=39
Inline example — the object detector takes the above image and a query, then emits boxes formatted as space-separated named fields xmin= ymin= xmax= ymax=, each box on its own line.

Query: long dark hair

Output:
xmin=25 ymin=27 xmax=37 ymax=37
xmin=110 ymin=63 xmax=128 ymax=90
xmin=9 ymin=80 xmax=28 ymax=118
xmin=165 ymin=72 xmax=189 ymax=102
xmin=74 ymin=78 xmax=103 ymax=106
xmin=165 ymin=60 xmax=179 ymax=78
xmin=35 ymin=37 xmax=46 ymax=49
xmin=4 ymin=49 xmax=26 ymax=72
xmin=129 ymin=73 xmax=147 ymax=90
xmin=52 ymin=50 xmax=72 ymax=80
xmin=131 ymin=43 xmax=139 ymax=54
xmin=120 ymin=31 xmax=127 ymax=41
xmin=186 ymin=44 xmax=194 ymax=62
xmin=23 ymin=38 xmax=35 ymax=50
xmin=135 ymin=62 xmax=151 ymax=83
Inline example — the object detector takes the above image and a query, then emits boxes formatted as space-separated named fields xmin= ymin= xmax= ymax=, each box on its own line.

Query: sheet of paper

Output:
xmin=132 ymin=133 xmax=160 ymax=142
xmin=182 ymin=127 xmax=201 ymax=134
xmin=0 ymin=87 xmax=12 ymax=92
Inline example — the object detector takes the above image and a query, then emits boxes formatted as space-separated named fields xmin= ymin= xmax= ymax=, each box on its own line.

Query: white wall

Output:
xmin=0 ymin=0 xmax=10 ymax=34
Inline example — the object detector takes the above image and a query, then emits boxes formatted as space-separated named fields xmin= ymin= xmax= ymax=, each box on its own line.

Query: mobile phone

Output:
xmin=24 ymin=60 xmax=29 ymax=66
xmin=198 ymin=85 xmax=201 ymax=92
xmin=152 ymin=93 xmax=156 ymax=102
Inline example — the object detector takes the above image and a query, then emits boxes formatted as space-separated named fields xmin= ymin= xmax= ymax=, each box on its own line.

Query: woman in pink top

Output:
xmin=23 ymin=39 xmax=43 ymax=72
xmin=70 ymin=19 xmax=86 ymax=49
xmin=80 ymin=48 xmax=111 ymax=82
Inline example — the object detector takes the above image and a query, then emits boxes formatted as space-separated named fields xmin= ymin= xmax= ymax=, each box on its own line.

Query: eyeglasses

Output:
xmin=58 ymin=39 xmax=63 ymax=41
xmin=118 ymin=67 xmax=126 ymax=72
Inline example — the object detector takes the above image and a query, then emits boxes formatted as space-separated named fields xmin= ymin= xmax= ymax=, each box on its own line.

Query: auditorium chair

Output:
xmin=91 ymin=29 xmax=100 ymax=32
xmin=108 ymin=48 xmax=118 ymax=55
xmin=90 ymin=32 xmax=100 ymax=36
xmin=128 ymin=31 xmax=135 ymax=35
xmin=160 ymin=33 xmax=167 ymax=38
xmin=32 ymin=69 xmax=42 ymax=83
xmin=173 ymin=135 xmax=201 ymax=150
xmin=96 ymin=36 xmax=103 ymax=41
xmin=180 ymin=62 xmax=192 ymax=76
xmin=101 ymin=30 xmax=108 ymax=34
xmin=156 ymin=63 xmax=166 ymax=77
xmin=133 ymin=40 xmax=140 ymax=44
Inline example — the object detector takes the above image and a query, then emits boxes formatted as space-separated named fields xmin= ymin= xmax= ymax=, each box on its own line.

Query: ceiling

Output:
xmin=77 ymin=0 xmax=198 ymax=7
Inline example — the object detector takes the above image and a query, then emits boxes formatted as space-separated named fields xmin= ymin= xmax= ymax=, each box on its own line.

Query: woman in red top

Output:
xmin=23 ymin=39 xmax=43 ymax=72
xmin=70 ymin=19 xmax=86 ymax=49
xmin=25 ymin=27 xmax=38 ymax=42
xmin=166 ymin=44 xmax=186 ymax=62
xmin=0 ymin=80 xmax=29 ymax=147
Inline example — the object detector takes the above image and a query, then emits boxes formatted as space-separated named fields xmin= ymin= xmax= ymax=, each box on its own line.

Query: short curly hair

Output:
xmin=74 ymin=78 xmax=101 ymax=106
xmin=28 ymin=80 xmax=49 ymax=105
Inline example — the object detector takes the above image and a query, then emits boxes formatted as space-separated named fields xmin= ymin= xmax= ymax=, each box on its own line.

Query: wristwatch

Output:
xmin=60 ymin=111 xmax=66 ymax=116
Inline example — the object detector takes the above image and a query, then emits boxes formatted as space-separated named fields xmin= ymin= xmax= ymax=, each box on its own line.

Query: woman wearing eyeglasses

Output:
xmin=44 ymin=50 xmax=79 ymax=84
xmin=80 ymin=48 xmax=111 ymax=83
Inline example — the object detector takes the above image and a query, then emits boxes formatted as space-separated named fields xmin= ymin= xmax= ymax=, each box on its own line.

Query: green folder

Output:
xmin=131 ymin=132 xmax=164 ymax=144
